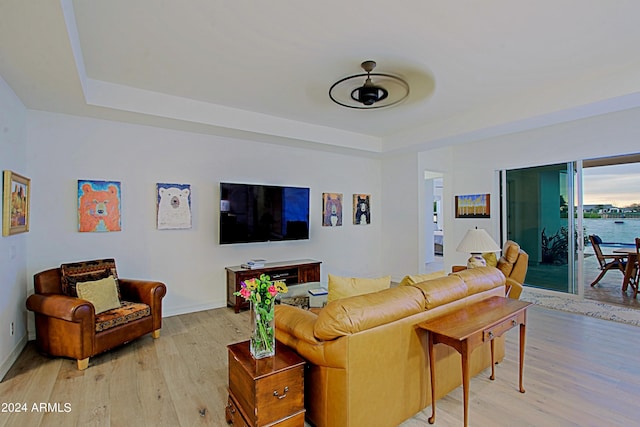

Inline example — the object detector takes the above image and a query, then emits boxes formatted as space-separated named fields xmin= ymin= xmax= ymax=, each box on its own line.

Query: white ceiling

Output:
xmin=2 ymin=0 xmax=640 ymax=154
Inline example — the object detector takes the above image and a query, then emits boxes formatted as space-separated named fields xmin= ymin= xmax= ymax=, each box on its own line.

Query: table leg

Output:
xmin=428 ymin=333 xmax=436 ymax=424
xmin=490 ymin=339 xmax=495 ymax=380
xmin=461 ymin=343 xmax=470 ymax=427
xmin=622 ymin=254 xmax=636 ymax=292
xmin=519 ymin=322 xmax=526 ymax=393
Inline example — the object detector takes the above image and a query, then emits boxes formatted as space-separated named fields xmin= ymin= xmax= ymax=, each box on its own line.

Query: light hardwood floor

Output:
xmin=1 ymin=305 xmax=638 ymax=427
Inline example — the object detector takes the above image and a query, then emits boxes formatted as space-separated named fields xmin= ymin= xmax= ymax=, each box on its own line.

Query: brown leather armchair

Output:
xmin=496 ymin=240 xmax=529 ymax=299
xmin=26 ymin=259 xmax=166 ymax=370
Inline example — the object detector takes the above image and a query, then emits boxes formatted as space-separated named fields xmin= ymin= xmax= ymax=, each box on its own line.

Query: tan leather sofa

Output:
xmin=275 ymin=267 xmax=507 ymax=427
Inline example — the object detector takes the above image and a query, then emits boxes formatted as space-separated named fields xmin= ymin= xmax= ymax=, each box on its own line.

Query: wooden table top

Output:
xmin=613 ymin=248 xmax=638 ymax=255
xmin=418 ymin=296 xmax=531 ymax=341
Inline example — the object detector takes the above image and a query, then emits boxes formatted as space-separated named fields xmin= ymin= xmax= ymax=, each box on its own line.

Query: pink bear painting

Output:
xmin=77 ymin=180 xmax=121 ymax=232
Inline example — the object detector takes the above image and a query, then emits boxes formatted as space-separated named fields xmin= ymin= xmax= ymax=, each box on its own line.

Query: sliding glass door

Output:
xmin=503 ymin=162 xmax=578 ymax=294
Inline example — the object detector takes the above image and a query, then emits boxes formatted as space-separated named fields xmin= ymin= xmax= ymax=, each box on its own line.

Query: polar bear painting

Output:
xmin=157 ymin=183 xmax=192 ymax=229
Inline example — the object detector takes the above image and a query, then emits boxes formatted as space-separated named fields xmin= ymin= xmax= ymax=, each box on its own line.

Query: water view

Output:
xmin=583 ymin=218 xmax=640 ymax=248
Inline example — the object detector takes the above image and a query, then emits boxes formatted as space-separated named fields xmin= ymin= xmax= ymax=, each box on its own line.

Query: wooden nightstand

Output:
xmin=226 ymin=340 xmax=305 ymax=427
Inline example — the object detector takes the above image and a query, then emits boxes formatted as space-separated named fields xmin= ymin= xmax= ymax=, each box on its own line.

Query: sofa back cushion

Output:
xmin=327 ymin=274 xmax=391 ymax=303
xmin=398 ymin=271 xmax=446 ymax=286
xmin=314 ymin=285 xmax=424 ymax=340
xmin=409 ymin=275 xmax=468 ymax=309
xmin=451 ymin=266 xmax=506 ymax=295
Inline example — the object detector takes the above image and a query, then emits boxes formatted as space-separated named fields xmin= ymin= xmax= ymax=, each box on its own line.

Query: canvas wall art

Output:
xmin=455 ymin=193 xmax=490 ymax=218
xmin=2 ymin=170 xmax=30 ymax=236
xmin=77 ymin=180 xmax=122 ymax=232
xmin=322 ymin=192 xmax=342 ymax=226
xmin=353 ymin=194 xmax=371 ymax=225
xmin=156 ymin=183 xmax=192 ymax=229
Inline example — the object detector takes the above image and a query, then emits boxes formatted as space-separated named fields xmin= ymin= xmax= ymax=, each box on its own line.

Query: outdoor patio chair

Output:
xmin=588 ymin=234 xmax=627 ymax=287
xmin=632 ymin=237 xmax=640 ymax=298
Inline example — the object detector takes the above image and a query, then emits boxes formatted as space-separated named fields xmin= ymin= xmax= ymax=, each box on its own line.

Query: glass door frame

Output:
xmin=500 ymin=161 xmax=584 ymax=296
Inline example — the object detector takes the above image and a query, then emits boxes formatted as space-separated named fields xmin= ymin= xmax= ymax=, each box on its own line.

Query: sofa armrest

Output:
xmin=275 ymin=304 xmax=319 ymax=344
xmin=275 ymin=305 xmax=347 ymax=368
xmin=118 ymin=279 xmax=166 ymax=306
xmin=505 ymin=278 xmax=523 ymax=299
xmin=119 ymin=279 xmax=166 ymax=331
xmin=26 ymin=293 xmax=94 ymax=322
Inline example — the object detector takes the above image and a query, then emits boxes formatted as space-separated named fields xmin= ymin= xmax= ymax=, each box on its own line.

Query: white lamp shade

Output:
xmin=456 ymin=228 xmax=501 ymax=268
xmin=456 ymin=228 xmax=501 ymax=254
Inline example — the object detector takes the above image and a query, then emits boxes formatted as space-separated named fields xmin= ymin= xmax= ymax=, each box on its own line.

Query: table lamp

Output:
xmin=456 ymin=227 xmax=501 ymax=268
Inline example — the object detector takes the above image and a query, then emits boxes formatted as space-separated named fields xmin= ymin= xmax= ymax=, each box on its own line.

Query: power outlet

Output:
xmin=10 ymin=322 xmax=14 ymax=336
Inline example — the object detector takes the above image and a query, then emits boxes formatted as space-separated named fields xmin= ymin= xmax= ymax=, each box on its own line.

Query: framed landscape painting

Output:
xmin=455 ymin=193 xmax=490 ymax=219
xmin=2 ymin=170 xmax=31 ymax=236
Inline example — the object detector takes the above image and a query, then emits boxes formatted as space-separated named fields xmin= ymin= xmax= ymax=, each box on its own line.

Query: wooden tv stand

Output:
xmin=226 ymin=259 xmax=321 ymax=313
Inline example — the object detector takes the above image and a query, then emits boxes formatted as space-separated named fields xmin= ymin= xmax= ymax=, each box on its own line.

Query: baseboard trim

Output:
xmin=163 ymin=299 xmax=227 ymax=318
xmin=1 ymin=334 xmax=27 ymax=381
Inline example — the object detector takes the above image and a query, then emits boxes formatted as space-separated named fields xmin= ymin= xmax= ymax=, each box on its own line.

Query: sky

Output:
xmin=582 ymin=163 xmax=640 ymax=207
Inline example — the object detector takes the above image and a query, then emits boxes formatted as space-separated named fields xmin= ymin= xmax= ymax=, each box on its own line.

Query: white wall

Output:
xmin=25 ymin=111 xmax=383 ymax=320
xmin=381 ymin=153 xmax=419 ymax=281
xmin=0 ymin=75 xmax=28 ymax=379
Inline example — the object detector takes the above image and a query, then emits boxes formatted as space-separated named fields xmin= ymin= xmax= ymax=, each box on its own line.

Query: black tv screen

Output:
xmin=219 ymin=182 xmax=310 ymax=244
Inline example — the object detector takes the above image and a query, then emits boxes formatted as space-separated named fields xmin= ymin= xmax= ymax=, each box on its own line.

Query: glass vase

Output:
xmin=250 ymin=299 xmax=276 ymax=359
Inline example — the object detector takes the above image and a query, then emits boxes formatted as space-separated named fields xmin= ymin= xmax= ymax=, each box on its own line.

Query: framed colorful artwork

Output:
xmin=156 ymin=183 xmax=192 ymax=230
xmin=455 ymin=193 xmax=490 ymax=219
xmin=77 ymin=180 xmax=122 ymax=232
xmin=2 ymin=170 xmax=31 ymax=236
xmin=353 ymin=194 xmax=371 ymax=225
xmin=322 ymin=192 xmax=342 ymax=226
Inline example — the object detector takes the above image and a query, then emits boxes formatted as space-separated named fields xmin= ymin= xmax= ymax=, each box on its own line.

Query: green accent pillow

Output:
xmin=482 ymin=252 xmax=498 ymax=267
xmin=76 ymin=276 xmax=121 ymax=314
xmin=327 ymin=274 xmax=391 ymax=303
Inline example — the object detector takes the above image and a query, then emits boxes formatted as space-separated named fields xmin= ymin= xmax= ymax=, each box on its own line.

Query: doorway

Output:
xmin=502 ymin=153 xmax=640 ymax=306
xmin=424 ymin=171 xmax=444 ymax=273
xmin=503 ymin=162 xmax=578 ymax=294
xmin=582 ymin=154 xmax=640 ymax=307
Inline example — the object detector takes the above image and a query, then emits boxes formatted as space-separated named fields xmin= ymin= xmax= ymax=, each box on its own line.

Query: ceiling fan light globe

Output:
xmin=351 ymin=86 xmax=388 ymax=105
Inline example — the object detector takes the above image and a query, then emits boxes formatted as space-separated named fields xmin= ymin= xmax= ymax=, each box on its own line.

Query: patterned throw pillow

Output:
xmin=61 ymin=258 xmax=121 ymax=299
xmin=62 ymin=270 xmax=111 ymax=298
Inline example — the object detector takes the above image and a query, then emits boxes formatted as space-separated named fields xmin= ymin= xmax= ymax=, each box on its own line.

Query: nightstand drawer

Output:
xmin=483 ymin=312 xmax=525 ymax=341
xmin=254 ymin=367 xmax=304 ymax=424
xmin=228 ymin=341 xmax=306 ymax=427
xmin=226 ymin=394 xmax=249 ymax=427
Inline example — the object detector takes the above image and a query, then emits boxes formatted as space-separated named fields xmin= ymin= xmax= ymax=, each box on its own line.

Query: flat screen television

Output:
xmin=219 ymin=182 xmax=310 ymax=244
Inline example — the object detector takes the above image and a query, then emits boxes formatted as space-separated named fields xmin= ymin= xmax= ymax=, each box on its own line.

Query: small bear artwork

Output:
xmin=157 ymin=183 xmax=192 ymax=229
xmin=353 ymin=194 xmax=371 ymax=225
xmin=77 ymin=180 xmax=121 ymax=232
xmin=322 ymin=193 xmax=342 ymax=227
